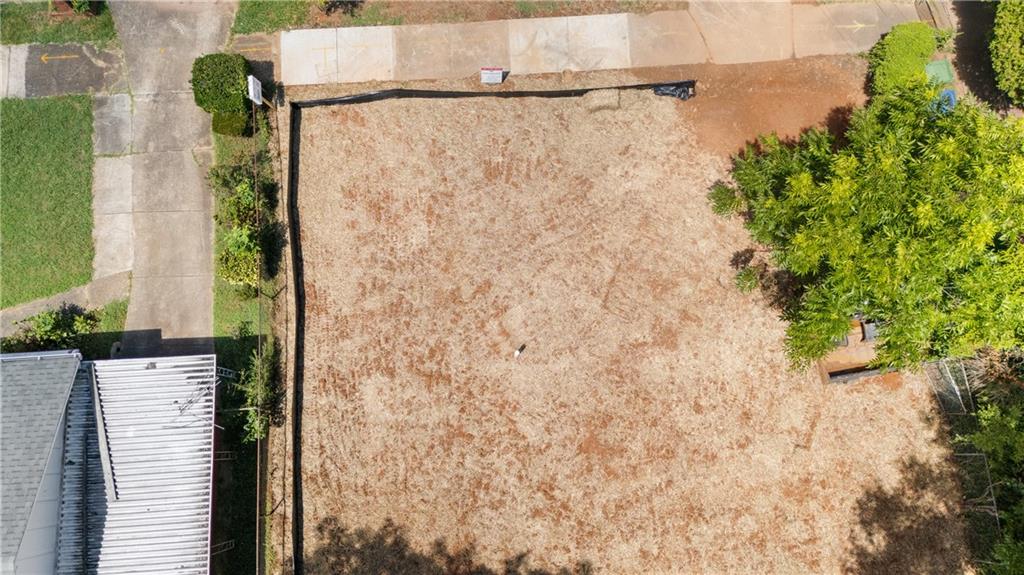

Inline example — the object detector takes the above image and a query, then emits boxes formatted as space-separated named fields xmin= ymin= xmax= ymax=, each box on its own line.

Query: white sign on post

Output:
xmin=480 ymin=67 xmax=504 ymax=85
xmin=247 ymin=75 xmax=263 ymax=105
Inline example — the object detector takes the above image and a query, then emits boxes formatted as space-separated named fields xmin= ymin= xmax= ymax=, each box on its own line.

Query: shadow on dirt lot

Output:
xmin=843 ymin=457 xmax=969 ymax=575
xmin=296 ymin=517 xmax=592 ymax=575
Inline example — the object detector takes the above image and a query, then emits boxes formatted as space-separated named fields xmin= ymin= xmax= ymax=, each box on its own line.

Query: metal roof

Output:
xmin=56 ymin=355 xmax=217 ymax=575
xmin=0 ymin=350 xmax=81 ymax=568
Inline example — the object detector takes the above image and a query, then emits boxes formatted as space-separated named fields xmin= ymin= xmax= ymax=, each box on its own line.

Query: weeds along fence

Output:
xmin=924 ymin=357 xmax=1001 ymax=565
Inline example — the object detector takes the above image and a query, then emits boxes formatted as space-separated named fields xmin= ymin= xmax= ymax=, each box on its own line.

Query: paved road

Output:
xmin=109 ymin=0 xmax=235 ymax=357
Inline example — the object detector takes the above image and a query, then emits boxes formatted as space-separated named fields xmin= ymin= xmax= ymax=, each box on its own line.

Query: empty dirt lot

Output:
xmin=293 ymin=83 xmax=969 ymax=573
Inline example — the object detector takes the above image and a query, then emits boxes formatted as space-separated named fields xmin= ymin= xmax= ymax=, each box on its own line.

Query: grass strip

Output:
xmin=1 ymin=1 xmax=117 ymax=47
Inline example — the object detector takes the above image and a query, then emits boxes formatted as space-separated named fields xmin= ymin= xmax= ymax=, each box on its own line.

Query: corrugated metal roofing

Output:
xmin=0 ymin=350 xmax=81 ymax=568
xmin=56 ymin=366 xmax=108 ymax=574
xmin=56 ymin=355 xmax=217 ymax=575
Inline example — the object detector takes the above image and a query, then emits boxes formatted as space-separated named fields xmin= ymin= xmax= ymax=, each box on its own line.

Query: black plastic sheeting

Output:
xmin=293 ymin=80 xmax=697 ymax=108
xmin=284 ymin=79 xmax=695 ymax=574
xmin=653 ymin=81 xmax=697 ymax=100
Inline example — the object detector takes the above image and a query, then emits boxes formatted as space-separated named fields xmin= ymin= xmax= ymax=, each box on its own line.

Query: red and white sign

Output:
xmin=480 ymin=67 xmax=504 ymax=85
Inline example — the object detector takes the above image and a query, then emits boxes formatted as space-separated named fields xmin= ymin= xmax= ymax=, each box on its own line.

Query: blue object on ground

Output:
xmin=935 ymin=89 xmax=956 ymax=114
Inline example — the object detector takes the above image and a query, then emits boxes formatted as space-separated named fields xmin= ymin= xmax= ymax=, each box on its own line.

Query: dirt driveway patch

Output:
xmin=291 ymin=76 xmax=968 ymax=573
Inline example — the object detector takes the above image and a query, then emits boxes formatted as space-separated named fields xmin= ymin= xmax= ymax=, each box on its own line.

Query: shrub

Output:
xmin=191 ymin=53 xmax=248 ymax=115
xmin=868 ymin=22 xmax=938 ymax=95
xmin=991 ymin=0 xmax=1024 ymax=106
xmin=1 ymin=304 xmax=98 ymax=352
xmin=708 ymin=182 xmax=742 ymax=215
xmin=218 ymin=226 xmax=261 ymax=287
xmin=238 ymin=341 xmax=283 ymax=443
xmin=212 ymin=111 xmax=248 ymax=136
xmin=734 ymin=267 xmax=760 ymax=293
xmin=217 ymin=180 xmax=267 ymax=229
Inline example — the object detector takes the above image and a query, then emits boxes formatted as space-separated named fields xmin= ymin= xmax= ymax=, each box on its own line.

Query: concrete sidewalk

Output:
xmin=109 ymin=0 xmax=234 ymax=357
xmin=280 ymin=1 xmax=921 ymax=86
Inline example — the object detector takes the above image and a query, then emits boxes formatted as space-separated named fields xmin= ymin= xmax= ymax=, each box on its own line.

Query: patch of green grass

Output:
xmin=513 ymin=0 xmax=562 ymax=18
xmin=79 ymin=298 xmax=128 ymax=359
xmin=343 ymin=3 xmax=403 ymax=27
xmin=0 ymin=1 xmax=117 ymax=46
xmin=232 ymin=0 xmax=308 ymax=35
xmin=1 ymin=96 xmax=94 ymax=309
xmin=213 ymin=277 xmax=264 ymax=367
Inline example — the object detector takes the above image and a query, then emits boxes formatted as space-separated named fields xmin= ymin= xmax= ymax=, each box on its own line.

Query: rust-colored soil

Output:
xmin=292 ymin=66 xmax=968 ymax=573
xmin=634 ymin=55 xmax=871 ymax=157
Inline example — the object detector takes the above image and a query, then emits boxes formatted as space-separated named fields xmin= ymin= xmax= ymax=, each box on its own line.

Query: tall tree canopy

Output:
xmin=715 ymin=82 xmax=1024 ymax=368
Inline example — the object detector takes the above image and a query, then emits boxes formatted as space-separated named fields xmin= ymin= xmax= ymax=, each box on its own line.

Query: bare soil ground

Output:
xmin=290 ymin=66 xmax=969 ymax=571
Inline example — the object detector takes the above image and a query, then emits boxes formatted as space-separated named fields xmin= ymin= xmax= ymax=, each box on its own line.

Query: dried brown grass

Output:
xmin=291 ymin=91 xmax=969 ymax=573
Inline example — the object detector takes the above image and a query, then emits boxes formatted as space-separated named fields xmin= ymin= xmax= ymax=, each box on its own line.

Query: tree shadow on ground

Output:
xmin=297 ymin=517 xmax=592 ymax=575
xmin=951 ymin=1 xmax=1010 ymax=111
xmin=844 ymin=457 xmax=970 ymax=575
xmin=727 ymin=247 xmax=807 ymax=317
xmin=824 ymin=105 xmax=855 ymax=147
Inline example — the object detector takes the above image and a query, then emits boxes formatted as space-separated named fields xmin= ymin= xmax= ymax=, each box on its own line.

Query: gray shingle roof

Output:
xmin=0 ymin=350 xmax=81 ymax=565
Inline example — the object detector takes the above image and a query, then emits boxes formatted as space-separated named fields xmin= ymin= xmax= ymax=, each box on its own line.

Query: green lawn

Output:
xmin=233 ymin=0 xmax=308 ymax=35
xmin=1 ymin=96 xmax=94 ymax=309
xmin=0 ymin=2 xmax=117 ymax=46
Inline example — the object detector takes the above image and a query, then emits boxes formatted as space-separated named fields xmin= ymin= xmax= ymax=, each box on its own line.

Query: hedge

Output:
xmin=869 ymin=22 xmax=937 ymax=95
xmin=191 ymin=53 xmax=249 ymax=115
xmin=213 ymin=111 xmax=248 ymax=136
xmin=991 ymin=0 xmax=1024 ymax=106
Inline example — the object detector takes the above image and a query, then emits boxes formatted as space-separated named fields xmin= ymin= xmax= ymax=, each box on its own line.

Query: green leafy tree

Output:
xmin=715 ymin=82 xmax=1024 ymax=369
xmin=991 ymin=0 xmax=1024 ymax=107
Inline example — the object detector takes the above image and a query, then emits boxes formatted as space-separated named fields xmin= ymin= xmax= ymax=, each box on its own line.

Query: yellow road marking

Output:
xmin=40 ymin=53 xmax=79 ymax=64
